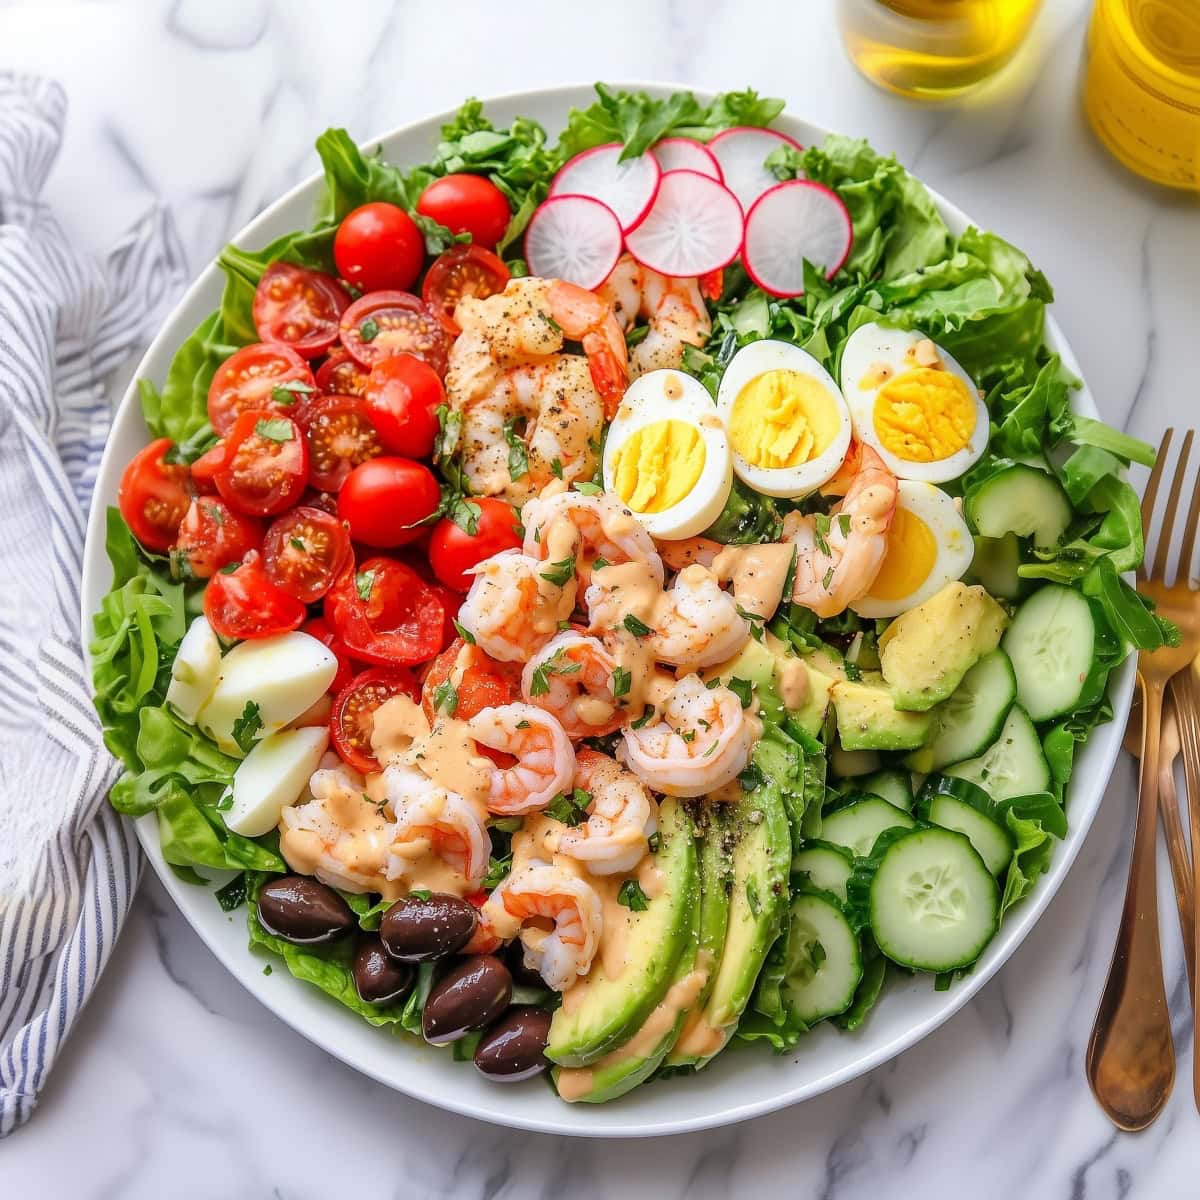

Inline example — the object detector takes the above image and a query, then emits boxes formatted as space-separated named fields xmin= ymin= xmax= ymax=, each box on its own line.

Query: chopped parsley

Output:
xmin=358 ymin=317 xmax=380 ymax=343
xmin=545 ymin=788 xmax=591 ymax=826
xmin=483 ymin=853 xmax=513 ymax=889
xmin=270 ymin=379 xmax=315 ymax=406
xmin=680 ymin=729 xmax=697 ymax=744
xmin=631 ymin=705 xmax=656 ymax=729
xmin=355 ymin=569 xmax=376 ymax=601
xmin=612 ymin=666 xmax=632 ymax=699
xmin=214 ymin=873 xmax=246 ymax=911
xmin=647 ymin=831 xmax=661 ymax=854
xmin=837 ymin=513 xmax=852 ymax=537
xmin=812 ymin=512 xmax=831 ymax=557
xmin=433 ymin=680 xmax=458 ymax=716
xmin=574 ymin=481 xmax=602 ymax=497
xmin=204 ymin=503 xmax=225 ymax=527
xmin=408 ymin=888 xmax=432 ymax=901
xmin=453 ymin=618 xmax=475 ymax=645
xmin=821 ymin=566 xmax=835 ymax=591
xmin=503 ymin=415 xmax=529 ymax=480
xmin=618 ymin=879 xmax=649 ymax=911
xmin=253 ymin=417 xmax=293 ymax=443
xmin=231 ymin=700 xmax=262 ymax=754
xmin=727 ymin=676 xmax=755 ymax=708
xmin=528 ymin=648 xmax=582 ymax=697
xmin=592 ymin=555 xmax=609 ymax=570
xmin=447 ymin=497 xmax=482 ymax=535
xmin=549 ymin=457 xmax=564 ymax=479
xmin=843 ymin=659 xmax=862 ymax=682
xmin=218 ymin=560 xmax=242 ymax=574
xmin=622 ymin=613 xmax=652 ymax=637
xmin=539 ymin=556 xmax=576 ymax=587
xmin=289 ymin=537 xmax=306 ymax=552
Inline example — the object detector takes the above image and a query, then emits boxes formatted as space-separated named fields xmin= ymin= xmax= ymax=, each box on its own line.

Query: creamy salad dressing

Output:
xmin=711 ymin=541 xmax=793 ymax=618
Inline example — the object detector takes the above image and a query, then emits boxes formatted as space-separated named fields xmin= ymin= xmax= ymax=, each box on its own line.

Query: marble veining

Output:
xmin=1 ymin=0 xmax=1198 ymax=1195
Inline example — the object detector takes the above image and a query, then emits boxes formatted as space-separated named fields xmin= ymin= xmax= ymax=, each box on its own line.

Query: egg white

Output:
xmin=839 ymin=323 xmax=988 ymax=484
xmin=850 ymin=479 xmax=974 ymax=619
xmin=602 ymin=368 xmax=732 ymax=539
xmin=716 ymin=339 xmax=852 ymax=498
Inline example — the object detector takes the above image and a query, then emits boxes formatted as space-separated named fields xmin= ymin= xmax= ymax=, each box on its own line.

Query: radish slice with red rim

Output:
xmin=524 ymin=194 xmax=623 ymax=290
xmin=708 ymin=126 xmax=803 ymax=214
xmin=549 ymin=143 xmax=661 ymax=232
xmin=742 ymin=180 xmax=853 ymax=298
xmin=651 ymin=137 xmax=723 ymax=182
xmin=624 ymin=170 xmax=744 ymax=279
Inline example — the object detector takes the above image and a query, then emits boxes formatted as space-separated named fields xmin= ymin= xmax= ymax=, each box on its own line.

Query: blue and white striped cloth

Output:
xmin=0 ymin=73 xmax=187 ymax=1136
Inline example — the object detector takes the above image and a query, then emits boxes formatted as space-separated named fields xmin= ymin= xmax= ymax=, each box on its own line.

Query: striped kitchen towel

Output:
xmin=0 ymin=73 xmax=187 ymax=1135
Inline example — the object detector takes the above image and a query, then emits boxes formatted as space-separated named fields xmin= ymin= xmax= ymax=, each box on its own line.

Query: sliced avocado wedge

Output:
xmin=831 ymin=673 xmax=935 ymax=752
xmin=545 ymin=797 xmax=698 ymax=1068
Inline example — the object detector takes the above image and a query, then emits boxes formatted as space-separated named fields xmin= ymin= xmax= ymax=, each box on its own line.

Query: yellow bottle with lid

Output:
xmin=1084 ymin=0 xmax=1200 ymax=190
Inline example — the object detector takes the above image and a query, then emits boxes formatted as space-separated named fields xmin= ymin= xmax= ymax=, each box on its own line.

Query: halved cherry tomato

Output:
xmin=416 ymin=175 xmax=511 ymax=249
xmin=421 ymin=244 xmax=511 ymax=336
xmin=203 ymin=550 xmax=307 ymax=640
xmin=698 ymin=269 xmax=724 ymax=303
xmin=314 ymin=347 xmax=368 ymax=397
xmin=253 ymin=262 xmax=350 ymax=359
xmin=303 ymin=617 xmax=357 ymax=694
xmin=300 ymin=394 xmax=383 ymax=492
xmin=190 ymin=441 xmax=226 ymax=492
xmin=214 ymin=409 xmax=308 ymax=517
xmin=300 ymin=488 xmax=339 ymax=516
xmin=173 ymin=497 xmax=263 ymax=579
xmin=338 ymin=291 xmax=450 ymax=376
xmin=360 ymin=354 xmax=444 ymax=457
xmin=325 ymin=556 xmax=445 ymax=666
xmin=333 ymin=202 xmax=425 ymax=294
xmin=206 ymin=342 xmax=316 ymax=435
xmin=337 ymin=456 xmax=441 ymax=548
xmin=419 ymin=638 xmax=519 ymax=726
xmin=427 ymin=497 xmax=522 ymax=592
xmin=117 ymin=437 xmax=190 ymax=552
xmin=262 ymin=506 xmax=352 ymax=604
xmin=330 ymin=665 xmax=420 ymax=774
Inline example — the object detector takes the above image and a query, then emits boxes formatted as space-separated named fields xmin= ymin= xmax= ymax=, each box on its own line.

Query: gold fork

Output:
xmin=1086 ymin=428 xmax=1200 ymax=1131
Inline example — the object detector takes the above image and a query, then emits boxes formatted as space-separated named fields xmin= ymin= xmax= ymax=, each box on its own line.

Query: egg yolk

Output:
xmin=865 ymin=505 xmax=937 ymax=601
xmin=610 ymin=419 xmax=705 ymax=513
xmin=729 ymin=370 xmax=840 ymax=471
xmin=872 ymin=368 xmax=976 ymax=463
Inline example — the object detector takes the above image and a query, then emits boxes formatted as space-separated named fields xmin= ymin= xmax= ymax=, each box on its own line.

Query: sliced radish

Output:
xmin=524 ymin=194 xmax=623 ymax=290
xmin=624 ymin=170 xmax=743 ymax=279
xmin=549 ymin=143 xmax=661 ymax=233
xmin=651 ymin=137 xmax=723 ymax=182
xmin=708 ymin=126 xmax=803 ymax=214
xmin=742 ymin=180 xmax=853 ymax=298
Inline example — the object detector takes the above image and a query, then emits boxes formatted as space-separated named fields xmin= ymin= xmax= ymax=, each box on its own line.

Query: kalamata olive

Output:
xmin=421 ymin=954 xmax=512 ymax=1044
xmin=353 ymin=937 xmax=415 ymax=1005
xmin=473 ymin=1006 xmax=552 ymax=1082
xmin=379 ymin=892 xmax=478 ymax=962
xmin=504 ymin=941 xmax=548 ymax=991
xmin=257 ymin=875 xmax=356 ymax=944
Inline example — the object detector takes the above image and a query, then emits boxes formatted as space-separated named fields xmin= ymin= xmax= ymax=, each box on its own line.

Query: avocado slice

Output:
xmin=878 ymin=582 xmax=1008 ymax=712
xmin=831 ymin=673 xmax=935 ymax=752
xmin=545 ymin=796 xmax=698 ymax=1068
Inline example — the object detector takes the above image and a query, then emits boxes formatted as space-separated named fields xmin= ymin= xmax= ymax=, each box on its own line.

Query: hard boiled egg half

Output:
xmin=850 ymin=480 xmax=974 ymax=618
xmin=716 ymin=339 xmax=852 ymax=498
xmin=602 ymin=368 xmax=732 ymax=539
xmin=840 ymin=323 xmax=988 ymax=484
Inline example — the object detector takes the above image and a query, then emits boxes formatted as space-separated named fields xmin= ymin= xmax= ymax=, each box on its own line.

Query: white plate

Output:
xmin=80 ymin=81 xmax=1133 ymax=1138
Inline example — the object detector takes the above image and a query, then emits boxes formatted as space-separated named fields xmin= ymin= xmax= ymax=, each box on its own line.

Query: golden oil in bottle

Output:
xmin=837 ymin=0 xmax=1045 ymax=100
xmin=1085 ymin=0 xmax=1200 ymax=190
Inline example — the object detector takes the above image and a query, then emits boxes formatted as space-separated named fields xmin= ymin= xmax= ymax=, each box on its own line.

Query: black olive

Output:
xmin=421 ymin=955 xmax=512 ymax=1044
xmin=473 ymin=1007 xmax=552 ymax=1082
xmin=257 ymin=875 xmax=355 ymax=944
xmin=379 ymin=893 xmax=478 ymax=962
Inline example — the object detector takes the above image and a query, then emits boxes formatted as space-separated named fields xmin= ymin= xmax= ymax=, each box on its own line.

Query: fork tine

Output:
xmin=1141 ymin=429 xmax=1173 ymax=582
xmin=1179 ymin=436 xmax=1200 ymax=588
xmin=1152 ymin=429 xmax=1192 ymax=583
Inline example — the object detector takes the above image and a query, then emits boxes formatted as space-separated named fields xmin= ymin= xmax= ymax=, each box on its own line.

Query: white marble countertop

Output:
xmin=3 ymin=0 xmax=1199 ymax=1195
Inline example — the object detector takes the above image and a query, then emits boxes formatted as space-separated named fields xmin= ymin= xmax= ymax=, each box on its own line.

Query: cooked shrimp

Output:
xmin=488 ymin=862 xmax=604 ymax=990
xmin=784 ymin=443 xmax=898 ymax=618
xmin=649 ymin=563 xmax=751 ymax=670
xmin=467 ymin=702 xmax=576 ymax=815
xmin=619 ymin=674 xmax=754 ymax=797
xmin=521 ymin=489 xmax=664 ymax=587
xmin=557 ymin=749 xmax=657 ymax=875
xmin=596 ymin=254 xmax=712 ymax=377
xmin=456 ymin=549 xmax=575 ymax=663
xmin=657 ymin=537 xmax=795 ymax=621
xmin=383 ymin=765 xmax=491 ymax=890
xmin=521 ymin=630 xmax=626 ymax=738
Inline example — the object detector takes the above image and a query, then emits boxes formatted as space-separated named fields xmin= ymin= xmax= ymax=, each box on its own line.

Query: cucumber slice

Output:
xmin=829 ymin=744 xmax=881 ymax=779
xmin=860 ymin=768 xmax=915 ymax=813
xmin=944 ymin=705 xmax=1050 ymax=801
xmin=821 ymin=796 xmax=916 ymax=858
xmin=919 ymin=793 xmax=1014 ymax=876
xmin=927 ymin=649 xmax=1017 ymax=770
xmin=1002 ymin=584 xmax=1096 ymax=721
xmin=968 ymin=533 xmax=1026 ymax=601
xmin=868 ymin=827 xmax=1000 ymax=972
xmin=964 ymin=463 xmax=1073 ymax=549
xmin=777 ymin=892 xmax=863 ymax=1026
xmin=791 ymin=842 xmax=854 ymax=902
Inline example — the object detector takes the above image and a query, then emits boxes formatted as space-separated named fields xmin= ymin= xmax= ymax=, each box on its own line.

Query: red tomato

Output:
xmin=190 ymin=441 xmax=226 ymax=492
xmin=421 ymin=244 xmax=510 ymax=336
xmin=314 ymin=347 xmax=368 ymax=397
xmin=262 ymin=506 xmax=353 ymax=603
xmin=427 ymin=497 xmax=522 ymax=592
xmin=253 ymin=262 xmax=350 ymax=359
xmin=203 ymin=550 xmax=307 ymax=640
xmin=333 ymin=202 xmax=425 ymax=295
xmin=360 ymin=354 xmax=444 ymax=457
xmin=206 ymin=342 xmax=316 ymax=435
xmin=117 ymin=437 xmax=190 ymax=553
xmin=303 ymin=617 xmax=357 ymax=694
xmin=337 ymin=457 xmax=441 ymax=548
xmin=173 ymin=497 xmax=263 ymax=579
xmin=420 ymin=638 xmax=519 ymax=726
xmin=416 ymin=175 xmax=511 ymax=249
xmin=325 ymin=556 xmax=445 ymax=667
xmin=214 ymin=410 xmax=308 ymax=517
xmin=300 ymin=488 xmax=339 ymax=516
xmin=300 ymin=394 xmax=383 ymax=492
xmin=330 ymin=666 xmax=420 ymax=774
xmin=338 ymin=291 xmax=449 ymax=375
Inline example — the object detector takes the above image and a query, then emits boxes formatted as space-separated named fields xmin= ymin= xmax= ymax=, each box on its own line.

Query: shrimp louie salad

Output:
xmin=93 ymin=86 xmax=1171 ymax=1103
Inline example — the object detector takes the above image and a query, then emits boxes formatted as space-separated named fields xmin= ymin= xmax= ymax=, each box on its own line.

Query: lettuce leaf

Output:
xmin=995 ymin=793 xmax=1068 ymax=916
